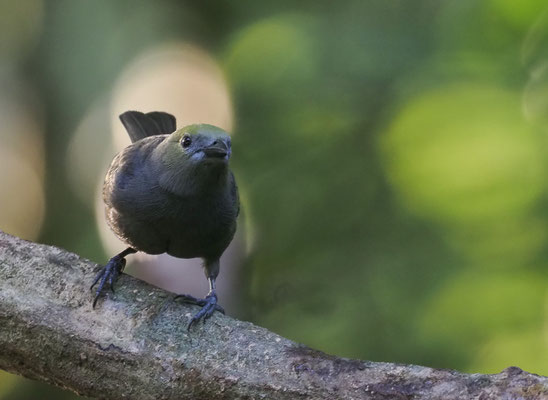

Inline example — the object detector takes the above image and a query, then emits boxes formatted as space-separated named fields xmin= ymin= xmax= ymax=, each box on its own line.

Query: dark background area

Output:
xmin=1 ymin=1 xmax=547 ymax=398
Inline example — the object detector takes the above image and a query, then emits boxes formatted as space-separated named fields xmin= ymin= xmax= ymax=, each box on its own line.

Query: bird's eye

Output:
xmin=181 ymin=135 xmax=192 ymax=148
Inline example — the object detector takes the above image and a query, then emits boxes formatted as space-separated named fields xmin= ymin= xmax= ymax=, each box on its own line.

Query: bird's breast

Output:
xmin=104 ymin=149 xmax=237 ymax=259
xmin=161 ymin=193 xmax=237 ymax=259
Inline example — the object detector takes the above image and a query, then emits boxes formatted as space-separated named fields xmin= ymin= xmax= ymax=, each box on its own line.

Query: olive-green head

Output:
xmin=152 ymin=124 xmax=232 ymax=195
xmin=164 ymin=124 xmax=232 ymax=166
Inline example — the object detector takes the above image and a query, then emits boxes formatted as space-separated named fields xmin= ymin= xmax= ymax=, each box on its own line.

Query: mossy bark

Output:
xmin=0 ymin=231 xmax=546 ymax=399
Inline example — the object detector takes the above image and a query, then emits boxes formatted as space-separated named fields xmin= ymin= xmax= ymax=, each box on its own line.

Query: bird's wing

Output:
xmin=230 ymin=171 xmax=240 ymax=217
xmin=119 ymin=111 xmax=177 ymax=143
xmin=104 ymin=135 xmax=167 ymax=211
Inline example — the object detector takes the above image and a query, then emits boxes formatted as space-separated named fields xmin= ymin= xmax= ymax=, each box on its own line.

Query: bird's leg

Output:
xmin=175 ymin=259 xmax=224 ymax=329
xmin=90 ymin=247 xmax=136 ymax=307
xmin=175 ymin=276 xmax=225 ymax=330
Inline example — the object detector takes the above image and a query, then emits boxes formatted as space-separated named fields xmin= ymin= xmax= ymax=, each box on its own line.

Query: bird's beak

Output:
xmin=203 ymin=142 xmax=229 ymax=159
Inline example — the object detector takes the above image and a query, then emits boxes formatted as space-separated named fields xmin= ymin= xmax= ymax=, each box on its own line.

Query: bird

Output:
xmin=91 ymin=110 xmax=239 ymax=329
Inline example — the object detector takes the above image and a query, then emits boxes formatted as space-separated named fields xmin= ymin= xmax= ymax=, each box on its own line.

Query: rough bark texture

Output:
xmin=0 ymin=230 xmax=546 ymax=400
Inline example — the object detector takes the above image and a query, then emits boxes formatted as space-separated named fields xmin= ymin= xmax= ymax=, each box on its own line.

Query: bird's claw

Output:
xmin=90 ymin=256 xmax=126 ymax=308
xmin=175 ymin=292 xmax=224 ymax=330
xmin=174 ymin=294 xmax=225 ymax=311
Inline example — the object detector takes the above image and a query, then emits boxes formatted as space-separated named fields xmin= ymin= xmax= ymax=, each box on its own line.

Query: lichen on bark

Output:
xmin=0 ymin=231 xmax=546 ymax=399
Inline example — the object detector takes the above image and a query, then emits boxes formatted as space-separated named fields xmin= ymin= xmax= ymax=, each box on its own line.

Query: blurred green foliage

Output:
xmin=0 ymin=0 xmax=547 ymax=398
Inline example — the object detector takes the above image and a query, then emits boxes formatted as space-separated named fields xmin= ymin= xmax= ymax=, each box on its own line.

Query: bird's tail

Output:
xmin=119 ymin=111 xmax=177 ymax=143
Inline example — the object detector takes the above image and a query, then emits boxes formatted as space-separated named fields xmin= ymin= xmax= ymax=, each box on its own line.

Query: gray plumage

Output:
xmin=93 ymin=111 xmax=239 ymax=327
xmin=119 ymin=111 xmax=176 ymax=142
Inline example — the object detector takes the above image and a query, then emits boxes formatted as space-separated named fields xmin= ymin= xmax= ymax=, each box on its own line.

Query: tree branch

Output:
xmin=0 ymin=231 xmax=545 ymax=400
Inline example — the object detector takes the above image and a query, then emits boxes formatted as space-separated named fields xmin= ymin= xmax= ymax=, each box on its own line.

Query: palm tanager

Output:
xmin=91 ymin=111 xmax=239 ymax=329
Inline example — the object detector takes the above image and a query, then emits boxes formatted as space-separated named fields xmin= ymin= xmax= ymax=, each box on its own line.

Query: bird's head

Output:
xmin=153 ymin=124 xmax=232 ymax=195
xmin=165 ymin=124 xmax=231 ymax=167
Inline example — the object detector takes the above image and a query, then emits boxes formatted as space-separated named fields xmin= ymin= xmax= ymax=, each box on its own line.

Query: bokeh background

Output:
xmin=1 ymin=0 xmax=548 ymax=398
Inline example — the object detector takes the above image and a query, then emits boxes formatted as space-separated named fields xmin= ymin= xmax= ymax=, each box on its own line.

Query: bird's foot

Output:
xmin=175 ymin=292 xmax=224 ymax=330
xmin=90 ymin=255 xmax=126 ymax=308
